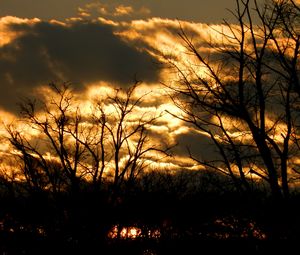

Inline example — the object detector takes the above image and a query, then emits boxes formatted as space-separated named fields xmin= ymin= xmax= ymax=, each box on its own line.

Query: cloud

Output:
xmin=171 ymin=127 xmax=218 ymax=161
xmin=0 ymin=16 xmax=40 ymax=46
xmin=78 ymin=2 xmax=151 ymax=20
xmin=0 ymin=17 xmax=159 ymax=112
xmin=114 ymin=5 xmax=134 ymax=16
xmin=0 ymin=15 xmax=226 ymax=113
xmin=113 ymin=18 xmax=229 ymax=85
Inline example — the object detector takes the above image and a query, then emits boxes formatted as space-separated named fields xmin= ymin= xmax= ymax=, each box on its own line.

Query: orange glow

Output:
xmin=0 ymin=16 xmax=40 ymax=46
xmin=114 ymin=5 xmax=133 ymax=16
xmin=108 ymin=225 xmax=142 ymax=239
xmin=0 ymin=14 xmax=297 ymax=183
xmin=86 ymin=82 xmax=116 ymax=100
xmin=98 ymin=17 xmax=119 ymax=26
xmin=108 ymin=225 xmax=162 ymax=240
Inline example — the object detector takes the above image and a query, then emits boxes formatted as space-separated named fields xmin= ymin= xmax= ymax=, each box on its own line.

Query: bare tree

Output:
xmin=6 ymin=83 xmax=85 ymax=195
xmin=5 ymin=82 xmax=171 ymax=199
xmin=166 ymin=0 xmax=300 ymax=199
xmin=73 ymin=82 xmax=172 ymax=197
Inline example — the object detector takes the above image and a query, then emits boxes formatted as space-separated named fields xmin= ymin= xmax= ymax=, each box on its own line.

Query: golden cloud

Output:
xmin=0 ymin=16 xmax=40 ymax=46
xmin=1 ymin=12 xmax=297 ymax=179
xmin=78 ymin=2 xmax=151 ymax=19
xmin=114 ymin=5 xmax=134 ymax=16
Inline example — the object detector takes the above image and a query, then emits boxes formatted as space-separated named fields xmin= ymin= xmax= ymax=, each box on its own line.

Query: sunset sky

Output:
xmin=4 ymin=0 xmax=288 ymax=178
xmin=0 ymin=2 xmax=299 ymax=248
xmin=0 ymin=2 xmax=299 ymax=249
xmin=0 ymin=0 xmax=236 ymax=23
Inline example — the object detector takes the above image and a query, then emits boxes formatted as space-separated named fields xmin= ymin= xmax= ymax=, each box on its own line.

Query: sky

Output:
xmin=0 ymin=0 xmax=264 ymax=175
xmin=0 ymin=0 xmax=237 ymax=112
xmin=0 ymin=0 xmax=236 ymax=23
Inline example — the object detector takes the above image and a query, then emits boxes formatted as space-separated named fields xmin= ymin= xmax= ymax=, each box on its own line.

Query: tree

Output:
xmin=166 ymin=0 xmax=300 ymax=200
xmin=7 ymin=83 xmax=84 ymax=195
xmin=68 ymin=82 xmax=171 ymax=197
xmin=6 ymin=82 xmax=170 ymax=198
xmin=3 ymin=81 xmax=172 ymax=246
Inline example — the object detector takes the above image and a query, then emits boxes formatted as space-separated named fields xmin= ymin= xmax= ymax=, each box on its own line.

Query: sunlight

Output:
xmin=0 ymin=110 xmax=16 ymax=126
xmin=108 ymin=225 xmax=142 ymax=239
xmin=0 ymin=16 xmax=40 ymax=46
xmin=86 ymin=83 xmax=116 ymax=101
xmin=108 ymin=225 xmax=162 ymax=240
xmin=144 ymin=156 xmax=203 ymax=171
xmin=157 ymin=103 xmax=184 ymax=129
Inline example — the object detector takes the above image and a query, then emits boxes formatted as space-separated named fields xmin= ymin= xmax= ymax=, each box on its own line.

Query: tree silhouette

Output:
xmin=166 ymin=0 xmax=300 ymax=200
xmin=6 ymin=82 xmax=170 ymax=198
xmin=1 ymin=82 xmax=174 ymax=252
xmin=7 ymin=83 xmax=84 ymax=195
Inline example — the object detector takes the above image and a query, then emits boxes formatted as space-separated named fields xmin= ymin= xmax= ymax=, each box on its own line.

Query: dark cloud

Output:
xmin=172 ymin=129 xmax=219 ymax=162
xmin=0 ymin=20 xmax=159 ymax=112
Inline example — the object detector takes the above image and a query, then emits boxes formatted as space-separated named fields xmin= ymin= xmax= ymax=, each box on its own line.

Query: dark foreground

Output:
xmin=1 ymin=238 xmax=299 ymax=254
xmin=0 ymin=170 xmax=300 ymax=254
